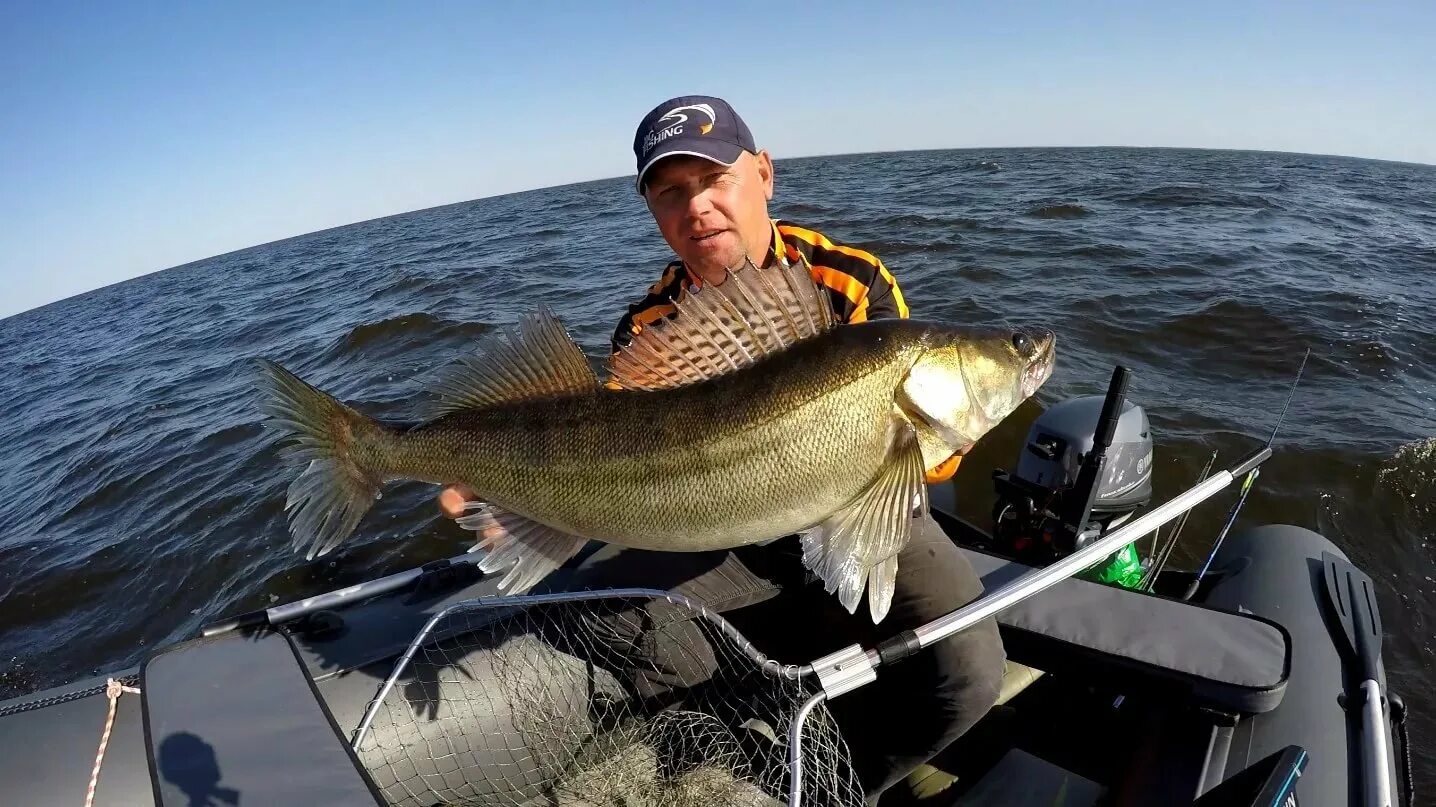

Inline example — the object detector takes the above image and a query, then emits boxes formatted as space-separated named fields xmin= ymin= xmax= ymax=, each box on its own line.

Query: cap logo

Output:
xmin=641 ymin=103 xmax=716 ymax=157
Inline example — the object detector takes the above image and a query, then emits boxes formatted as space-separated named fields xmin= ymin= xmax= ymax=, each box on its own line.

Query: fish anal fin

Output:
xmin=424 ymin=306 xmax=598 ymax=418
xmin=457 ymin=502 xmax=589 ymax=594
xmin=606 ymin=258 xmax=836 ymax=391
xmin=800 ymin=424 xmax=927 ymax=623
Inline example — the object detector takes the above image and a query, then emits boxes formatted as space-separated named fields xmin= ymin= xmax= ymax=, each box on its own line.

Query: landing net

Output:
xmin=351 ymin=589 xmax=864 ymax=807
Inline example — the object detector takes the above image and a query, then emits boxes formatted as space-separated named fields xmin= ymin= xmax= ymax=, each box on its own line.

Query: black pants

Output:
xmin=545 ymin=514 xmax=1006 ymax=803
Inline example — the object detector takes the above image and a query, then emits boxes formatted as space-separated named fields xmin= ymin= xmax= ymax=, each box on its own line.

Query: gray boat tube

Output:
xmin=1199 ymin=524 xmax=1400 ymax=807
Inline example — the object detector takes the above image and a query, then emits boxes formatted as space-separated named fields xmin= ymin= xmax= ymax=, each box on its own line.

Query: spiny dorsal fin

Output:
xmin=424 ymin=306 xmax=598 ymax=417
xmin=607 ymin=256 xmax=837 ymax=391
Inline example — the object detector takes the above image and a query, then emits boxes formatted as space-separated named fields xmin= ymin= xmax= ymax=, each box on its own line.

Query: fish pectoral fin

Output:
xmin=607 ymin=255 xmax=837 ymax=391
xmin=457 ymin=502 xmax=589 ymax=594
xmin=422 ymin=306 xmax=599 ymax=418
xmin=799 ymin=426 xmax=928 ymax=624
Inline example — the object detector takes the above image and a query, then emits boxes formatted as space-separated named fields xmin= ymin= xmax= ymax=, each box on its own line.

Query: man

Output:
xmin=439 ymin=95 xmax=1004 ymax=804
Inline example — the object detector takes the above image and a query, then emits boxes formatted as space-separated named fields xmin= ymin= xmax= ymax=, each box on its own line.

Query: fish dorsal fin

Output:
xmin=424 ymin=306 xmax=598 ymax=417
xmin=607 ymin=256 xmax=838 ymax=391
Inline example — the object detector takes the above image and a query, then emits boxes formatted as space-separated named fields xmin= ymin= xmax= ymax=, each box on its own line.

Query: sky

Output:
xmin=2 ymin=1 xmax=1433 ymax=318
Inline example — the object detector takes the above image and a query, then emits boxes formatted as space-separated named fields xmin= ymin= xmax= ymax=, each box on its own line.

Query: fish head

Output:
xmin=897 ymin=323 xmax=1056 ymax=460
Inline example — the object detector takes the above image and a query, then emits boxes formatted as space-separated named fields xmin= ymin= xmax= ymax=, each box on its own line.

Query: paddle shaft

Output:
xmin=1361 ymin=679 xmax=1394 ymax=807
xmin=200 ymin=554 xmax=485 ymax=637
xmin=1347 ymin=562 xmax=1393 ymax=807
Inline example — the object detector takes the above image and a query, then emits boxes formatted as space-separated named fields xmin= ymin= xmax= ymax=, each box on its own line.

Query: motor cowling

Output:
xmin=992 ymin=394 xmax=1153 ymax=569
xmin=1017 ymin=395 xmax=1153 ymax=513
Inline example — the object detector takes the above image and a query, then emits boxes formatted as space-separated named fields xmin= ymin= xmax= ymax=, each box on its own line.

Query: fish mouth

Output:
xmin=1021 ymin=336 xmax=1056 ymax=398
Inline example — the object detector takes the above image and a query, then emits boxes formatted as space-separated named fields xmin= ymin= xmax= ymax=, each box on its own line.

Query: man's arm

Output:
xmin=776 ymin=223 xmax=908 ymax=324
xmin=859 ymin=255 xmax=908 ymax=322
xmin=610 ymin=261 xmax=686 ymax=354
xmin=604 ymin=262 xmax=690 ymax=389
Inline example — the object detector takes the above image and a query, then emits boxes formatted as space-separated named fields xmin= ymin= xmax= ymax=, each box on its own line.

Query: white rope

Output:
xmin=85 ymin=678 xmax=141 ymax=807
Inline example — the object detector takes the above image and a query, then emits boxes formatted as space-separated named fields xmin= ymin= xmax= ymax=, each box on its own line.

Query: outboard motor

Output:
xmin=991 ymin=367 xmax=1153 ymax=584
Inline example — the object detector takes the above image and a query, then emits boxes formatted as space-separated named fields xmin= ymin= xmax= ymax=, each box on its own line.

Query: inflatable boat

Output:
xmin=0 ymin=366 xmax=1414 ymax=806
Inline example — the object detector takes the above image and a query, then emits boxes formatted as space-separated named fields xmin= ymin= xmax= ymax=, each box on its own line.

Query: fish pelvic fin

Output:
xmin=255 ymin=359 xmax=390 ymax=560
xmin=800 ymin=423 xmax=928 ymax=624
xmin=457 ymin=502 xmax=589 ymax=594
xmin=422 ymin=306 xmax=599 ymax=419
xmin=607 ymin=255 xmax=837 ymax=391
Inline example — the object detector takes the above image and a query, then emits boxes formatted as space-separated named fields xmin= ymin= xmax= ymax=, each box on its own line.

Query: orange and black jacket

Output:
xmin=610 ymin=220 xmax=907 ymax=348
xmin=608 ymin=219 xmax=960 ymax=483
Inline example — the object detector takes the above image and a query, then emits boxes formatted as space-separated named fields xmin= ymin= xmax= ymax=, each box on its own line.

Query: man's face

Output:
xmin=641 ymin=150 xmax=775 ymax=283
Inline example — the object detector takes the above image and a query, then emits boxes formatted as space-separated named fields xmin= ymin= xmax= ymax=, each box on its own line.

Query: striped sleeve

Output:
xmin=610 ymin=261 xmax=687 ymax=354
xmin=776 ymin=222 xmax=909 ymax=323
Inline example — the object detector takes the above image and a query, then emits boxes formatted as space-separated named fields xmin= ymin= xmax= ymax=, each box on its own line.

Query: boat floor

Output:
xmin=880 ymin=669 xmax=1206 ymax=806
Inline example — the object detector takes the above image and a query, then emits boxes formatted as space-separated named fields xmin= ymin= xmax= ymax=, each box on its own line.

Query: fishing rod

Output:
xmin=1139 ymin=449 xmax=1216 ymax=591
xmin=1181 ymin=348 xmax=1310 ymax=600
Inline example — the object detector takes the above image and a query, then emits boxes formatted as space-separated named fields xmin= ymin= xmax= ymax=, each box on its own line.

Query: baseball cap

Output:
xmin=633 ymin=95 xmax=756 ymax=193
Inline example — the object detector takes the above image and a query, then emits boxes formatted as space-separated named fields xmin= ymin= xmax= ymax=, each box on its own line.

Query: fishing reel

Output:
xmin=991 ymin=366 xmax=1153 ymax=566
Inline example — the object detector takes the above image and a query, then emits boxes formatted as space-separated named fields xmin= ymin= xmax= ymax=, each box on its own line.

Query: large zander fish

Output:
xmin=256 ymin=257 xmax=1054 ymax=622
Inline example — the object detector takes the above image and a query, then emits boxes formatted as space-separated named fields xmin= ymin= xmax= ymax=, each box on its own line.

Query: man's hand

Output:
xmin=438 ymin=484 xmax=478 ymax=519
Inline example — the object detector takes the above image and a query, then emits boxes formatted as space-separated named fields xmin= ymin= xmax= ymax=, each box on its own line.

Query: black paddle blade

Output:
xmin=1321 ymin=550 xmax=1383 ymax=684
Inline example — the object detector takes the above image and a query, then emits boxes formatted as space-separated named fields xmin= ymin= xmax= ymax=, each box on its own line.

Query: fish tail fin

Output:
xmin=255 ymin=358 xmax=391 ymax=560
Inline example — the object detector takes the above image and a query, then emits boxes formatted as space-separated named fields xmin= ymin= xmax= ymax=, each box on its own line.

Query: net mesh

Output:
xmin=352 ymin=591 xmax=864 ymax=807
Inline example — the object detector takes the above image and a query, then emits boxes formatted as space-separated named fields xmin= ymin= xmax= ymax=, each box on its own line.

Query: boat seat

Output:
xmin=959 ymin=547 xmax=1290 ymax=715
xmin=141 ymin=627 xmax=385 ymax=807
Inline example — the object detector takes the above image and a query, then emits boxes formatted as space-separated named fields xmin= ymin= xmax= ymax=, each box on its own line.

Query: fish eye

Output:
xmin=1012 ymin=332 xmax=1032 ymax=355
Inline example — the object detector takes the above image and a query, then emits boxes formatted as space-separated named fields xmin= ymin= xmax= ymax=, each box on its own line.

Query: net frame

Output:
xmin=350 ymin=587 xmax=864 ymax=807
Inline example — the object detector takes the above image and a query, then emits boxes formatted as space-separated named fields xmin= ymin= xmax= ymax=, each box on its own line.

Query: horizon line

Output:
xmin=6 ymin=141 xmax=1432 ymax=322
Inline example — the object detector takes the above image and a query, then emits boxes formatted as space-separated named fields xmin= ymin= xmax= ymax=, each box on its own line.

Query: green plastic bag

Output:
xmin=1077 ymin=541 xmax=1144 ymax=589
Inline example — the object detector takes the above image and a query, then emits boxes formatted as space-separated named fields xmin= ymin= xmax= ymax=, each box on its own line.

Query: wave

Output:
xmin=1025 ymin=203 xmax=1090 ymax=219
xmin=546 ymin=198 xmax=594 ymax=213
xmin=1106 ymin=262 xmax=1209 ymax=280
xmin=1060 ymin=243 xmax=1142 ymax=259
xmin=774 ymin=202 xmax=833 ymax=219
xmin=364 ymin=272 xmax=444 ymax=304
xmin=1154 ymin=297 xmax=1316 ymax=371
xmin=530 ymin=226 xmax=567 ymax=241
xmin=416 ymin=238 xmax=473 ymax=257
xmin=337 ymin=312 xmax=493 ymax=353
xmin=1380 ymin=438 xmax=1436 ymax=490
xmin=866 ymin=212 xmax=982 ymax=231
xmin=1116 ymin=184 xmax=1276 ymax=209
